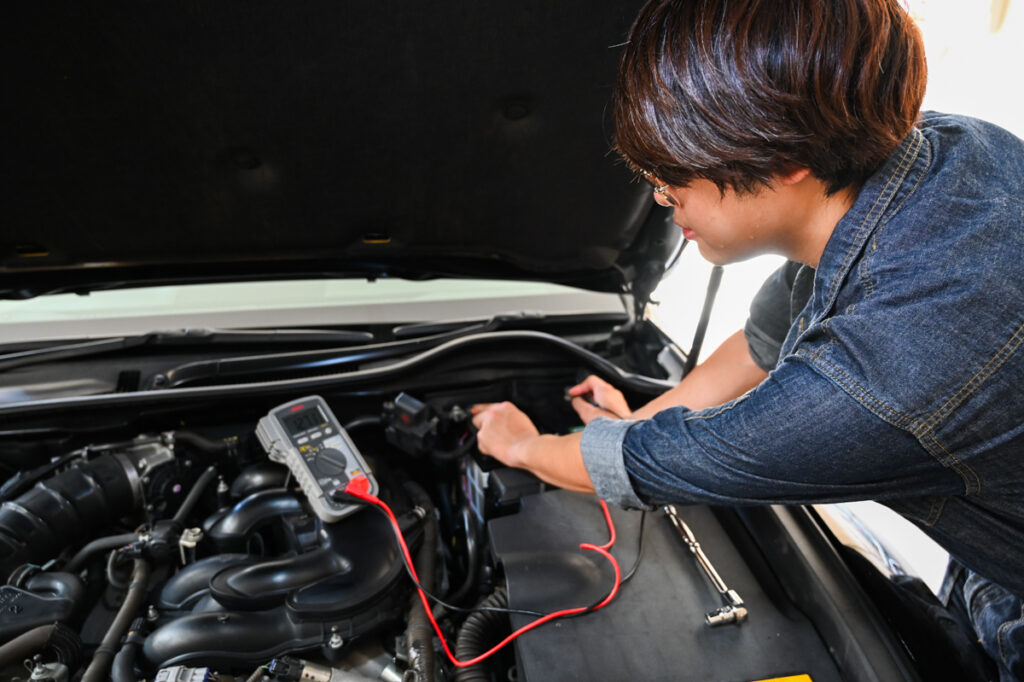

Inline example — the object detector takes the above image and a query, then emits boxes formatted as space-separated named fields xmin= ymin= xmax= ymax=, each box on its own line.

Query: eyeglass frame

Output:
xmin=638 ymin=169 xmax=669 ymax=195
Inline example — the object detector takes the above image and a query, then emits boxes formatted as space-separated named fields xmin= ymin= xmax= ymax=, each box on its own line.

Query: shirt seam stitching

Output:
xmin=680 ymin=395 xmax=750 ymax=422
xmin=914 ymin=319 xmax=1024 ymax=437
xmin=826 ymin=130 xmax=923 ymax=306
xmin=879 ymin=133 xmax=933 ymax=226
xmin=860 ymin=134 xmax=933 ymax=301
xmin=920 ymin=431 xmax=981 ymax=495
xmin=798 ymin=347 xmax=982 ymax=492
xmin=795 ymin=347 xmax=921 ymax=429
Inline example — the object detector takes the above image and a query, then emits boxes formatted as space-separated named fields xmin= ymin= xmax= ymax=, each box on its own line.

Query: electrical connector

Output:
xmin=266 ymin=657 xmax=304 ymax=682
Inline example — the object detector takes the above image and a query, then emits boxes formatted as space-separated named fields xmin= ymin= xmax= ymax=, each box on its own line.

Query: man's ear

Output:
xmin=778 ymin=167 xmax=811 ymax=186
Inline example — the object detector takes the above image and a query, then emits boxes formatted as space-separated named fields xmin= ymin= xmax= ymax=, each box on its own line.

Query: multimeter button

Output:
xmin=310 ymin=431 xmax=323 ymax=440
xmin=297 ymin=437 xmax=309 ymax=444
xmin=314 ymin=449 xmax=349 ymax=476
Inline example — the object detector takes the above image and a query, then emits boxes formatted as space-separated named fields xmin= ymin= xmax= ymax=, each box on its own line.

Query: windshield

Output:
xmin=0 ymin=279 xmax=625 ymax=344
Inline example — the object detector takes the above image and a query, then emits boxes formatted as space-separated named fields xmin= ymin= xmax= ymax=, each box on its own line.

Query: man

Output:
xmin=470 ymin=0 xmax=1024 ymax=679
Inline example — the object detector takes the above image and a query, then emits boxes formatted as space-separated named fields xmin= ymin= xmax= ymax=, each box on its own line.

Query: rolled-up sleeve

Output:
xmin=580 ymin=417 xmax=651 ymax=508
xmin=588 ymin=358 xmax=963 ymax=508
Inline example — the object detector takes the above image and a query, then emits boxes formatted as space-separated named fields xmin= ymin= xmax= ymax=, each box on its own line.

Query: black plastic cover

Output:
xmin=0 ymin=573 xmax=84 ymax=641
xmin=488 ymin=491 xmax=843 ymax=682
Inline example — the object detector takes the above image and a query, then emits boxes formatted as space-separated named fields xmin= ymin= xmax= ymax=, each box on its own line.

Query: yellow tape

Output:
xmin=751 ymin=676 xmax=812 ymax=682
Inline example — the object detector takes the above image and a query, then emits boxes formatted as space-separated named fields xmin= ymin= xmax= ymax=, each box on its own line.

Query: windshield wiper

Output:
xmin=390 ymin=312 xmax=558 ymax=339
xmin=389 ymin=310 xmax=629 ymax=338
xmin=161 ymin=325 xmax=487 ymax=388
xmin=159 ymin=311 xmax=630 ymax=388
xmin=0 ymin=328 xmax=374 ymax=373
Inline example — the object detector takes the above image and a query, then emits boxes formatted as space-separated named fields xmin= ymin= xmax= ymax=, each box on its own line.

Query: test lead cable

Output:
xmin=342 ymin=475 xmax=622 ymax=668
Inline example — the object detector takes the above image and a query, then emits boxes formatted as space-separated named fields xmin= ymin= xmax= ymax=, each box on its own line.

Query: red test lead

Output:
xmin=342 ymin=477 xmax=621 ymax=668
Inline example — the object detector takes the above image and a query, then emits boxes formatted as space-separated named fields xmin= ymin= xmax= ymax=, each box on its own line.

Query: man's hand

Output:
xmin=470 ymin=401 xmax=595 ymax=493
xmin=470 ymin=401 xmax=540 ymax=467
xmin=568 ymin=375 xmax=631 ymax=424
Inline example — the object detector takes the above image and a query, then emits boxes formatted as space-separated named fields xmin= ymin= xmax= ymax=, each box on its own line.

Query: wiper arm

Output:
xmin=0 ymin=337 xmax=149 ymax=372
xmin=0 ymin=328 xmax=374 ymax=373
xmin=162 ymin=327 xmax=471 ymax=388
xmin=160 ymin=312 xmax=627 ymax=388
xmin=390 ymin=311 xmax=549 ymax=339
xmin=161 ymin=318 xmax=537 ymax=388
xmin=147 ymin=328 xmax=374 ymax=345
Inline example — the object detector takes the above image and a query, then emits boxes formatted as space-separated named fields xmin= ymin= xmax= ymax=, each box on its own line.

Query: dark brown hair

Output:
xmin=614 ymin=0 xmax=927 ymax=194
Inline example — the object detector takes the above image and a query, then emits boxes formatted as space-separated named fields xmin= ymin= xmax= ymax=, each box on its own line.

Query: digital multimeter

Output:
xmin=256 ymin=395 xmax=378 ymax=522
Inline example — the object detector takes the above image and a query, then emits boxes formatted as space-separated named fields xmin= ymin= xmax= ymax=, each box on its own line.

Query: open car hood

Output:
xmin=3 ymin=0 xmax=680 ymax=301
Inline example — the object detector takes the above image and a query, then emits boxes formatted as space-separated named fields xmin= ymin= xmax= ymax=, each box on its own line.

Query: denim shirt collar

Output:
xmin=810 ymin=126 xmax=933 ymax=320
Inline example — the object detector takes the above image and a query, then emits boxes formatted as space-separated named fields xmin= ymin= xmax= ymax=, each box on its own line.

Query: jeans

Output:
xmin=943 ymin=560 xmax=1024 ymax=681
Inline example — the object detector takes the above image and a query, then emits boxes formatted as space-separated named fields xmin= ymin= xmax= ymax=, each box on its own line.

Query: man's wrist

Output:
xmin=506 ymin=434 xmax=554 ymax=469
xmin=505 ymin=436 xmax=533 ymax=468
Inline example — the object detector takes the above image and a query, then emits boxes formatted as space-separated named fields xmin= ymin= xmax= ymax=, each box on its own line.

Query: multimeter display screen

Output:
xmin=282 ymin=407 xmax=325 ymax=436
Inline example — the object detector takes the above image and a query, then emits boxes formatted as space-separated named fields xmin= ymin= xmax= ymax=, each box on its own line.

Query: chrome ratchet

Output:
xmin=664 ymin=505 xmax=748 ymax=626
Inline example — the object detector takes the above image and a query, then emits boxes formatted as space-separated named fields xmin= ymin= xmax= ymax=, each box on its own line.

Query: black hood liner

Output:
xmin=3 ymin=0 xmax=677 ymax=299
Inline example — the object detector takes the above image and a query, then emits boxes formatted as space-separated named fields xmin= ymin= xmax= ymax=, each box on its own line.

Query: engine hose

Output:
xmin=0 ymin=454 xmax=139 ymax=581
xmin=106 ymin=547 xmax=132 ymax=590
xmin=0 ymin=623 xmax=55 ymax=667
xmin=66 ymin=532 xmax=139 ymax=573
xmin=0 ymin=622 xmax=83 ymax=669
xmin=81 ymin=558 xmax=151 ymax=682
xmin=344 ymin=415 xmax=384 ymax=431
xmin=440 ymin=507 xmax=480 ymax=608
xmin=454 ymin=587 xmax=511 ymax=682
xmin=403 ymin=481 xmax=437 ymax=682
xmin=110 ymin=641 xmax=141 ymax=682
xmin=110 ymin=618 xmax=146 ymax=682
xmin=0 ymin=621 xmax=81 ymax=668
xmin=173 ymin=465 xmax=218 ymax=525
xmin=173 ymin=430 xmax=234 ymax=455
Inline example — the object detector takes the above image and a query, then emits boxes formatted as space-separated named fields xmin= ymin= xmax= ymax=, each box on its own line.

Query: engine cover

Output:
xmin=488 ymin=490 xmax=843 ymax=682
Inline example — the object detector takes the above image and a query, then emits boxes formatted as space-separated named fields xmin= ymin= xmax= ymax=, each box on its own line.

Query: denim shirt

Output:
xmin=581 ymin=112 xmax=1024 ymax=596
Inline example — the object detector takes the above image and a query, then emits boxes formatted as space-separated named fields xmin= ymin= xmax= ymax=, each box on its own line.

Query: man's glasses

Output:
xmin=639 ymin=169 xmax=669 ymax=195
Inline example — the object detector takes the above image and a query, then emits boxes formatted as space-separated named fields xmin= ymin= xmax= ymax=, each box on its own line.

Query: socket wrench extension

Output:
xmin=664 ymin=505 xmax=748 ymax=627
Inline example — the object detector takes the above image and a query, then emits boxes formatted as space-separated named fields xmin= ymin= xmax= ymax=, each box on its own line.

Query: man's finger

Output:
xmin=571 ymin=396 xmax=607 ymax=424
xmin=470 ymin=403 xmax=495 ymax=415
xmin=567 ymin=375 xmax=600 ymax=396
xmin=567 ymin=383 xmax=591 ymax=396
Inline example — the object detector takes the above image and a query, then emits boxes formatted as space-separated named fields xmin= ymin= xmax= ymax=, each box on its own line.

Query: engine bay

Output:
xmin=0 ymin=389 xmax=488 ymax=680
xmin=0 ymin=330 xmax=920 ymax=682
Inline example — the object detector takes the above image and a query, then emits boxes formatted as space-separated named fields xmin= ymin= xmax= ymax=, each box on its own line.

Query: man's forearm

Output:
xmin=476 ymin=329 xmax=766 ymax=495
xmin=632 ymin=329 xmax=768 ymax=418
xmin=507 ymin=432 xmax=595 ymax=493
